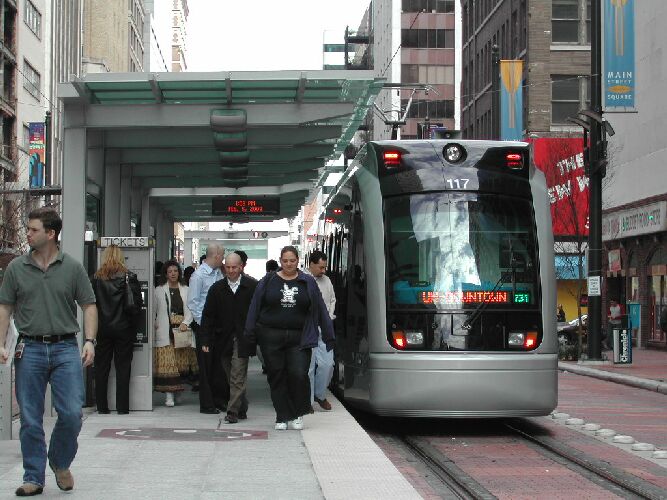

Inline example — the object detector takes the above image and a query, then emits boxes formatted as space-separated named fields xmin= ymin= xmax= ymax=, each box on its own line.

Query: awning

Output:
xmin=59 ymin=70 xmax=385 ymax=221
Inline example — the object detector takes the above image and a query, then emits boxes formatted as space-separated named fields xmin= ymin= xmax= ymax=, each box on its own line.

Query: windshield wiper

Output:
xmin=461 ymin=252 xmax=525 ymax=330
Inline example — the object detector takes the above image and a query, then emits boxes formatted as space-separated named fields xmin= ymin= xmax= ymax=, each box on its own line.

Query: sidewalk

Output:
xmin=559 ymin=347 xmax=667 ymax=394
xmin=0 ymin=360 xmax=420 ymax=500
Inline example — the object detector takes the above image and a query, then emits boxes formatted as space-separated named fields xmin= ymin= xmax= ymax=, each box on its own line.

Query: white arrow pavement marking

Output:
xmin=115 ymin=430 xmax=149 ymax=438
xmin=173 ymin=430 xmax=197 ymax=433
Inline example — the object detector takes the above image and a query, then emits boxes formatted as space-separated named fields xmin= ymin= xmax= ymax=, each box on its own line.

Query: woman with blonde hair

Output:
xmin=92 ymin=245 xmax=143 ymax=414
xmin=153 ymin=260 xmax=198 ymax=406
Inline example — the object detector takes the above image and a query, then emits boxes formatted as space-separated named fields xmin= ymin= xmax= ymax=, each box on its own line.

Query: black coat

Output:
xmin=200 ymin=274 xmax=258 ymax=358
xmin=92 ymin=271 xmax=143 ymax=335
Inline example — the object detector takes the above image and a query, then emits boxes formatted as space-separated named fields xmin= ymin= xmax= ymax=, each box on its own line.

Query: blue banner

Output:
xmin=500 ymin=60 xmax=523 ymax=141
xmin=604 ymin=0 xmax=635 ymax=110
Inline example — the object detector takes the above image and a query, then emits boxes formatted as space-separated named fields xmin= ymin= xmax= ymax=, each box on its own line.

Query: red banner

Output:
xmin=530 ymin=137 xmax=589 ymax=237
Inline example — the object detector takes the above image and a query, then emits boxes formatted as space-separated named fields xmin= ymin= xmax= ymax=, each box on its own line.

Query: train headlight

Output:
xmin=391 ymin=329 xmax=424 ymax=349
xmin=443 ymin=143 xmax=465 ymax=163
xmin=405 ymin=330 xmax=424 ymax=346
xmin=508 ymin=331 xmax=539 ymax=350
xmin=508 ymin=332 xmax=525 ymax=347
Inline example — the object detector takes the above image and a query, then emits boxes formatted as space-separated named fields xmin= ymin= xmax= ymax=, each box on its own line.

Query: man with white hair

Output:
xmin=187 ymin=244 xmax=225 ymax=413
xmin=201 ymin=252 xmax=258 ymax=423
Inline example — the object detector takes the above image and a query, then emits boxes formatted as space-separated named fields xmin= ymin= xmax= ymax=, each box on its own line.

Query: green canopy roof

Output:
xmin=60 ymin=70 xmax=384 ymax=221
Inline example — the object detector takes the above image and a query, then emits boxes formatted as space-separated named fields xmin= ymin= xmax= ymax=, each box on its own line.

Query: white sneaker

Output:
xmin=288 ymin=416 xmax=304 ymax=430
xmin=165 ymin=392 xmax=175 ymax=407
xmin=275 ymin=422 xmax=288 ymax=430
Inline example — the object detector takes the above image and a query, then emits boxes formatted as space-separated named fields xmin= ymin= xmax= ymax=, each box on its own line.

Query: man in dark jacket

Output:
xmin=201 ymin=252 xmax=258 ymax=424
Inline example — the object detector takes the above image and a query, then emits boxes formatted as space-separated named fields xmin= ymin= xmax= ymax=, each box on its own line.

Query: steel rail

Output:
xmin=505 ymin=420 xmax=666 ymax=500
xmin=400 ymin=435 xmax=498 ymax=500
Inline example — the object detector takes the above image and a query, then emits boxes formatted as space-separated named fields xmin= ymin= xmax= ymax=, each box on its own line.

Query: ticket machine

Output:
xmin=97 ymin=237 xmax=154 ymax=411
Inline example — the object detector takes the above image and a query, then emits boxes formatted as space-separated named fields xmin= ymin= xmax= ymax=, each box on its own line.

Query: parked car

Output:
xmin=557 ymin=315 xmax=588 ymax=345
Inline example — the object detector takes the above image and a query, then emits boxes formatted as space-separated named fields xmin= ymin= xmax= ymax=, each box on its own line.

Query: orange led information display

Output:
xmin=421 ymin=291 xmax=510 ymax=304
xmin=212 ymin=196 xmax=280 ymax=216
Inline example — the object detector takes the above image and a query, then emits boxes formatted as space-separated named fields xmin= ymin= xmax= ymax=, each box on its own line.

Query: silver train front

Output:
xmin=345 ymin=353 xmax=557 ymax=418
xmin=328 ymin=140 xmax=559 ymax=417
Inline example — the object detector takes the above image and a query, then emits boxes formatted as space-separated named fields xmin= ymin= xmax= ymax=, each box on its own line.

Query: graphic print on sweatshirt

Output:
xmin=280 ymin=283 xmax=299 ymax=308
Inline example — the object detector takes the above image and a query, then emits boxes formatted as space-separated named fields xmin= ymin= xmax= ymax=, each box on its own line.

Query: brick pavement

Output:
xmin=562 ymin=347 xmax=667 ymax=382
xmin=557 ymin=370 xmax=667 ymax=448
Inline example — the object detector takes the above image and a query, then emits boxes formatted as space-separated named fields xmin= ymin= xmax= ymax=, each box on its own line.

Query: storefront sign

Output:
xmin=602 ymin=201 xmax=667 ymax=241
xmin=530 ymin=137 xmax=588 ymax=237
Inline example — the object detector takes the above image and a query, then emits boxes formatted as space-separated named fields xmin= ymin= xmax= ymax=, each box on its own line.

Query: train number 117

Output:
xmin=446 ymin=178 xmax=470 ymax=189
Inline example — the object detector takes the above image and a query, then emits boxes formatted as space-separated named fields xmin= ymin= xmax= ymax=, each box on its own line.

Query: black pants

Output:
xmin=95 ymin=329 xmax=134 ymax=412
xmin=257 ymin=327 xmax=312 ymax=423
xmin=193 ymin=322 xmax=230 ymax=410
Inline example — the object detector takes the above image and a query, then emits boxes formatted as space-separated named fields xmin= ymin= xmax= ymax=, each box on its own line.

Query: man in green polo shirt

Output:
xmin=0 ymin=207 xmax=98 ymax=497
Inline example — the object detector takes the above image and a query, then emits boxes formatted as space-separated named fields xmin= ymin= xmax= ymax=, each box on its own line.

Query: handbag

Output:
xmin=165 ymin=291 xmax=191 ymax=348
xmin=173 ymin=326 xmax=193 ymax=349
xmin=124 ymin=273 xmax=138 ymax=314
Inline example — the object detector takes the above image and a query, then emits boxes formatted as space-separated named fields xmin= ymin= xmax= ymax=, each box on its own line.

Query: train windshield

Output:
xmin=385 ymin=193 xmax=539 ymax=310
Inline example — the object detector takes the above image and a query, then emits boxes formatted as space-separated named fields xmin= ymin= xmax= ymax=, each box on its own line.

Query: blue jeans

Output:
xmin=308 ymin=334 xmax=334 ymax=403
xmin=15 ymin=338 xmax=84 ymax=487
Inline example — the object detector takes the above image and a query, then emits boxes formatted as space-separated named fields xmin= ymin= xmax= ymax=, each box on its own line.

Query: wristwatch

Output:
xmin=85 ymin=338 xmax=97 ymax=346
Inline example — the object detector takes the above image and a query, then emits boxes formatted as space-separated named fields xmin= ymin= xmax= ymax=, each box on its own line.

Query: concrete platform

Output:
xmin=0 ymin=360 xmax=420 ymax=499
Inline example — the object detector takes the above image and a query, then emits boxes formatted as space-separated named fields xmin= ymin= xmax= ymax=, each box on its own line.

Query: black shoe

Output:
xmin=224 ymin=413 xmax=239 ymax=424
xmin=117 ymin=410 xmax=129 ymax=415
xmin=200 ymin=407 xmax=220 ymax=414
xmin=97 ymin=409 xmax=110 ymax=414
xmin=238 ymin=411 xmax=247 ymax=420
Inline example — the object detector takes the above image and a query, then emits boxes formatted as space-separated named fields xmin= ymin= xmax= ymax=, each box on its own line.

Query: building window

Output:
xmin=24 ymin=1 xmax=41 ymax=38
xmin=401 ymin=99 xmax=455 ymax=119
xmin=402 ymin=29 xmax=454 ymax=49
xmin=401 ymin=64 xmax=454 ymax=85
xmin=553 ymin=0 xmax=591 ymax=44
xmin=23 ymin=61 xmax=40 ymax=100
xmin=402 ymin=0 xmax=454 ymax=13
xmin=551 ymin=75 xmax=589 ymax=124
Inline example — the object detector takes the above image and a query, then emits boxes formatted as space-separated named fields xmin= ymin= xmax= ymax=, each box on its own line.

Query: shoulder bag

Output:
xmin=124 ymin=273 xmax=137 ymax=314
xmin=165 ymin=291 xmax=192 ymax=348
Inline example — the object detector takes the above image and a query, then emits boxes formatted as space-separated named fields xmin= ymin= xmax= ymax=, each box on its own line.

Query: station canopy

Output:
xmin=59 ymin=70 xmax=385 ymax=222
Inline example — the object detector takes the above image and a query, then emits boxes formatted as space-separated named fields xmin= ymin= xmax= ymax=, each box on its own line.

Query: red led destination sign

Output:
xmin=421 ymin=291 xmax=510 ymax=304
xmin=212 ymin=196 xmax=280 ymax=216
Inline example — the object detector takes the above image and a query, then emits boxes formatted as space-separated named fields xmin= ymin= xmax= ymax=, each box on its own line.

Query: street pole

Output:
xmin=587 ymin=0 xmax=603 ymax=360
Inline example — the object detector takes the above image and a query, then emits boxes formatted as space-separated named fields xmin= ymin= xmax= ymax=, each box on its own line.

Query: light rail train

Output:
xmin=316 ymin=140 xmax=558 ymax=417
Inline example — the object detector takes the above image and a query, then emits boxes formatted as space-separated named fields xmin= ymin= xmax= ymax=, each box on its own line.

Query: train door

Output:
xmin=328 ymin=228 xmax=348 ymax=394
xmin=343 ymin=181 xmax=370 ymax=401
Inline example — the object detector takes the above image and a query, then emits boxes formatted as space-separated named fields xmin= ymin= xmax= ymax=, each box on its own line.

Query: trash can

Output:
xmin=612 ymin=316 xmax=632 ymax=364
